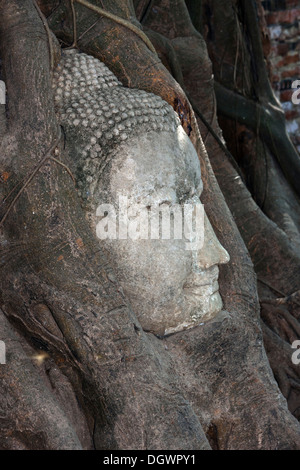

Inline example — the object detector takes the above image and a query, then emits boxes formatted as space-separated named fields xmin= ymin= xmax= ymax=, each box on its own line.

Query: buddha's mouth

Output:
xmin=183 ymin=265 xmax=220 ymax=297
xmin=183 ymin=281 xmax=219 ymax=297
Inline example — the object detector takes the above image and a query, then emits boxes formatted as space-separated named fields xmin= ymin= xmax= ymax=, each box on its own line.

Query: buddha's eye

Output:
xmin=158 ymin=200 xmax=173 ymax=207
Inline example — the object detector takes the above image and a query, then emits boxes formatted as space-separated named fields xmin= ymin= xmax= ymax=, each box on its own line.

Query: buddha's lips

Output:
xmin=183 ymin=265 xmax=220 ymax=296
xmin=183 ymin=281 xmax=219 ymax=297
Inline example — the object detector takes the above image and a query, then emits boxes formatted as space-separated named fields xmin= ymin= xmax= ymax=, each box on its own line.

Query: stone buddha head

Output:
xmin=53 ymin=50 xmax=230 ymax=336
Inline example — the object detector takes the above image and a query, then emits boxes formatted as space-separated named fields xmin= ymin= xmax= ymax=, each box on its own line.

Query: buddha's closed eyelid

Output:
xmin=158 ymin=200 xmax=174 ymax=206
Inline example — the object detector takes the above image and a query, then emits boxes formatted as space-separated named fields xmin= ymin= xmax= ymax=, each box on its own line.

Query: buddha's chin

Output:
xmin=164 ymin=291 xmax=223 ymax=336
xmin=206 ymin=291 xmax=223 ymax=318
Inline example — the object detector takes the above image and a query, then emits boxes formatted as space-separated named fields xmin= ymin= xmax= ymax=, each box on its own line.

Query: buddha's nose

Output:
xmin=193 ymin=212 xmax=230 ymax=270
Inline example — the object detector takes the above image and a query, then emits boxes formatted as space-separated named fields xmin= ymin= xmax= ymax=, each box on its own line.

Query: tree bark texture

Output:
xmin=0 ymin=0 xmax=299 ymax=450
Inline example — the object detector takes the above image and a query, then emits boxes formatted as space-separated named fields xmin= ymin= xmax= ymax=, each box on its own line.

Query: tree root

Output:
xmin=214 ymin=81 xmax=300 ymax=200
xmin=0 ymin=131 xmax=61 ymax=228
xmin=261 ymin=290 xmax=300 ymax=310
xmin=73 ymin=0 xmax=157 ymax=55
xmin=261 ymin=321 xmax=300 ymax=404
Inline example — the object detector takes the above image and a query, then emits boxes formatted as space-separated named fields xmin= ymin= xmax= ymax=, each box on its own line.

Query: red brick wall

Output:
xmin=262 ymin=0 xmax=300 ymax=153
